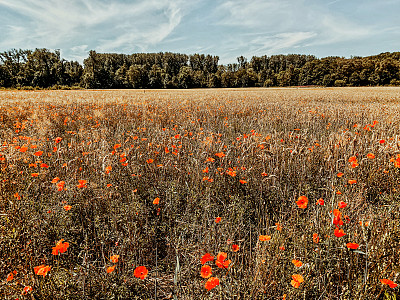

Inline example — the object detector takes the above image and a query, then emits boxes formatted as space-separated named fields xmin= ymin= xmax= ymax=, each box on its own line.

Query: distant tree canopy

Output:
xmin=1 ymin=48 xmax=400 ymax=89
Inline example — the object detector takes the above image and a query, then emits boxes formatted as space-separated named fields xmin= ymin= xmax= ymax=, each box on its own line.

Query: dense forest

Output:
xmin=1 ymin=48 xmax=400 ymax=89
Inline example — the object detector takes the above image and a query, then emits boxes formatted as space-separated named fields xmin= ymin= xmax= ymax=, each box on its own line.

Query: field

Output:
xmin=0 ymin=87 xmax=399 ymax=299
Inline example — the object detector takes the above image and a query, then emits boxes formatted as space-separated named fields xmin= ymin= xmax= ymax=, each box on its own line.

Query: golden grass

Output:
xmin=0 ymin=87 xmax=399 ymax=299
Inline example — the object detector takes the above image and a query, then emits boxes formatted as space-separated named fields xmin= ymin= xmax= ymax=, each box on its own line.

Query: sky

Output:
xmin=1 ymin=0 xmax=400 ymax=65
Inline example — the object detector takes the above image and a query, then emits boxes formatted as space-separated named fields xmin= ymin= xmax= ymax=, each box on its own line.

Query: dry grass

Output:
xmin=0 ymin=87 xmax=399 ymax=299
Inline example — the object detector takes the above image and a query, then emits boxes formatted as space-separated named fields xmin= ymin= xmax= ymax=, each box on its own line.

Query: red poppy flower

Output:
xmin=215 ymin=152 xmax=225 ymax=158
xmin=292 ymin=259 xmax=302 ymax=267
xmin=52 ymin=239 xmax=69 ymax=255
xmin=348 ymin=180 xmax=356 ymax=185
xmin=205 ymin=277 xmax=220 ymax=291
xmin=338 ymin=201 xmax=347 ymax=208
xmin=200 ymin=265 xmax=212 ymax=278
xmin=201 ymin=253 xmax=214 ymax=265
xmin=34 ymin=151 xmax=43 ymax=156
xmin=380 ymin=279 xmax=398 ymax=288
xmin=22 ymin=286 xmax=33 ymax=295
xmin=334 ymin=228 xmax=346 ymax=237
xmin=259 ymin=235 xmax=271 ymax=241
xmin=379 ymin=139 xmax=385 ymax=144
xmin=231 ymin=244 xmax=240 ymax=252
xmin=107 ymin=265 xmax=116 ymax=274
xmin=366 ymin=153 xmax=375 ymax=159
xmin=63 ymin=205 xmax=72 ymax=211
xmin=77 ymin=179 xmax=87 ymax=188
xmin=337 ymin=172 xmax=344 ymax=177
xmin=316 ymin=198 xmax=324 ymax=205
xmin=291 ymin=274 xmax=304 ymax=288
xmin=110 ymin=255 xmax=119 ymax=263
xmin=346 ymin=243 xmax=359 ymax=250
xmin=134 ymin=266 xmax=148 ymax=279
xmin=34 ymin=265 xmax=51 ymax=276
xmin=153 ymin=197 xmax=160 ymax=205
xmin=55 ymin=137 xmax=62 ymax=143
xmin=313 ymin=233 xmax=319 ymax=244
xmin=216 ymin=252 xmax=231 ymax=269
xmin=215 ymin=217 xmax=221 ymax=223
xmin=296 ymin=196 xmax=308 ymax=209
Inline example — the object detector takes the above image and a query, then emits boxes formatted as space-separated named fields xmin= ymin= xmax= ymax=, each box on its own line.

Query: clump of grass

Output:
xmin=0 ymin=88 xmax=399 ymax=299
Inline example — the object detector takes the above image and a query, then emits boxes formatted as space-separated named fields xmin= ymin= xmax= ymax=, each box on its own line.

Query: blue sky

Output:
xmin=1 ymin=0 xmax=400 ymax=64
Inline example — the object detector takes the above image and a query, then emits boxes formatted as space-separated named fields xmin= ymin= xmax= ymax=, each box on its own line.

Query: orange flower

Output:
xmin=201 ymin=253 xmax=214 ymax=265
xmin=291 ymin=274 xmax=304 ymax=288
xmin=215 ymin=217 xmax=221 ymax=223
xmin=351 ymin=162 xmax=359 ymax=168
xmin=215 ymin=152 xmax=225 ymax=158
xmin=19 ymin=146 xmax=28 ymax=153
xmin=334 ymin=228 xmax=346 ymax=238
xmin=40 ymin=163 xmax=49 ymax=168
xmin=292 ymin=259 xmax=303 ymax=268
xmin=31 ymin=173 xmax=39 ymax=177
xmin=77 ymin=179 xmax=87 ymax=188
xmin=52 ymin=239 xmax=69 ymax=255
xmin=113 ymin=143 xmax=121 ymax=150
xmin=55 ymin=137 xmax=62 ymax=143
xmin=153 ymin=197 xmax=160 ymax=205
xmin=206 ymin=157 xmax=215 ymax=162
xmin=316 ymin=198 xmax=324 ymax=205
xmin=34 ymin=265 xmax=51 ymax=276
xmin=205 ymin=277 xmax=220 ymax=291
xmin=146 ymin=158 xmax=154 ymax=164
xmin=200 ymin=265 xmax=212 ymax=278
xmin=231 ymin=244 xmax=240 ymax=252
xmin=22 ymin=286 xmax=33 ymax=295
xmin=110 ymin=255 xmax=119 ymax=263
xmin=337 ymin=172 xmax=344 ymax=177
xmin=63 ymin=205 xmax=72 ymax=211
xmin=57 ymin=181 xmax=65 ymax=191
xmin=239 ymin=179 xmax=247 ymax=184
xmin=332 ymin=209 xmax=343 ymax=226
xmin=6 ymin=271 xmax=16 ymax=282
xmin=348 ymin=156 xmax=357 ymax=163
xmin=380 ymin=279 xmax=398 ymax=288
xmin=296 ymin=196 xmax=308 ymax=209
xmin=313 ymin=233 xmax=319 ymax=244
xmin=259 ymin=235 xmax=271 ymax=242
xmin=348 ymin=180 xmax=357 ymax=185
xmin=379 ymin=139 xmax=385 ymax=144
xmin=338 ymin=201 xmax=347 ymax=208
xmin=366 ymin=153 xmax=375 ymax=159
xmin=134 ymin=266 xmax=148 ymax=279
xmin=216 ymin=252 xmax=231 ymax=269
xmin=105 ymin=165 xmax=112 ymax=174
xmin=107 ymin=265 xmax=116 ymax=274
xmin=275 ymin=223 xmax=282 ymax=231
xmin=346 ymin=243 xmax=359 ymax=250
xmin=34 ymin=151 xmax=43 ymax=156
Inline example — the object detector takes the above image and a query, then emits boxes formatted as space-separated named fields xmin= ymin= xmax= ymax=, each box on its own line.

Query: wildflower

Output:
xmin=110 ymin=255 xmax=119 ymax=263
xmin=34 ymin=151 xmax=43 ymax=156
xmin=57 ymin=181 xmax=65 ymax=191
xmin=6 ymin=271 xmax=16 ymax=282
xmin=19 ymin=146 xmax=28 ymax=153
xmin=55 ymin=137 xmax=62 ymax=143
xmin=379 ymin=139 xmax=385 ymax=144
xmin=346 ymin=243 xmax=359 ymax=250
xmin=239 ymin=179 xmax=247 ymax=184
xmin=215 ymin=217 xmax=221 ymax=223
xmin=334 ymin=228 xmax=346 ymax=238
xmin=77 ymin=179 xmax=87 ymax=188
xmin=52 ymin=239 xmax=69 ymax=255
xmin=215 ymin=152 xmax=225 ymax=158
xmin=232 ymin=244 xmax=240 ymax=252
xmin=63 ymin=205 xmax=72 ymax=211
xmin=348 ymin=180 xmax=357 ymax=185
xmin=34 ymin=265 xmax=51 ymax=276
xmin=380 ymin=279 xmax=398 ymax=288
xmin=291 ymin=274 xmax=304 ymax=288
xmin=216 ymin=252 xmax=231 ymax=269
xmin=313 ymin=233 xmax=319 ymax=244
xmin=296 ymin=196 xmax=308 ymax=209
xmin=31 ymin=173 xmax=39 ymax=177
xmin=292 ymin=260 xmax=302 ymax=268
xmin=205 ymin=277 xmax=220 ymax=291
xmin=206 ymin=157 xmax=215 ymax=162
xmin=107 ymin=265 xmax=116 ymax=274
xmin=153 ymin=197 xmax=160 ymax=205
xmin=337 ymin=172 xmax=344 ymax=177
xmin=338 ymin=201 xmax=347 ymax=208
xmin=134 ymin=266 xmax=148 ymax=279
xmin=316 ymin=198 xmax=324 ymax=205
xmin=275 ymin=223 xmax=282 ymax=231
xmin=22 ymin=286 xmax=33 ymax=295
xmin=259 ymin=235 xmax=271 ymax=242
xmin=367 ymin=153 xmax=375 ymax=159
xmin=105 ymin=165 xmax=112 ymax=174
xmin=349 ymin=156 xmax=357 ymax=163
xmin=201 ymin=253 xmax=214 ymax=265
xmin=200 ymin=265 xmax=212 ymax=278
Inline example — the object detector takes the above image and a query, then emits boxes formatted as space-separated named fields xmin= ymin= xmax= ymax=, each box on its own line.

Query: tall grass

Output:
xmin=0 ymin=88 xmax=399 ymax=299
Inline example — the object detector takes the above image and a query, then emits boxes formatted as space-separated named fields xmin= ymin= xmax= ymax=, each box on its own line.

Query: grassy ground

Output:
xmin=0 ymin=87 xmax=399 ymax=299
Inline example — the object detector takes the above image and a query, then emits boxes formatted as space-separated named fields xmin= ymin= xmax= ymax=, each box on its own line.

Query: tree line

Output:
xmin=1 ymin=48 xmax=400 ymax=89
